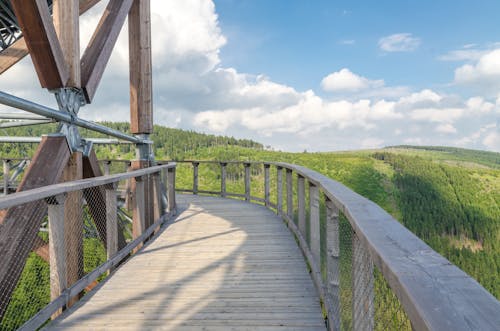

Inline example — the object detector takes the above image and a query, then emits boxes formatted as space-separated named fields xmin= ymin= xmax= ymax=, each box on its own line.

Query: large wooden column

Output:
xmin=129 ymin=0 xmax=154 ymax=239
xmin=53 ymin=0 xmax=80 ymax=87
xmin=129 ymin=0 xmax=153 ymax=134
xmin=62 ymin=152 xmax=83 ymax=306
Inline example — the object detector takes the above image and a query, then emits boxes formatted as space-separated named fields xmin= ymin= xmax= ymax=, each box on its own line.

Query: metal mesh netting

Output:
xmin=328 ymin=211 xmax=412 ymax=330
xmin=0 ymin=182 xmax=132 ymax=330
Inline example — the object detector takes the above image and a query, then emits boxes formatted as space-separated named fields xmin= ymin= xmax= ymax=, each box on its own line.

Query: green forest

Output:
xmin=0 ymin=122 xmax=499 ymax=329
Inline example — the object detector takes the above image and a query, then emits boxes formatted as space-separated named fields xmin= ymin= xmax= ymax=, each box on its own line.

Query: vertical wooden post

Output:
xmin=264 ymin=163 xmax=270 ymax=207
xmin=125 ymin=161 xmax=133 ymax=212
xmin=297 ymin=174 xmax=305 ymax=234
xmin=326 ymin=196 xmax=341 ymax=331
xmin=2 ymin=160 xmax=10 ymax=196
xmin=53 ymin=0 xmax=80 ymax=87
xmin=63 ymin=152 xmax=83 ymax=307
xmin=152 ymin=172 xmax=162 ymax=223
xmin=129 ymin=0 xmax=153 ymax=135
xmin=103 ymin=160 xmax=111 ymax=175
xmin=167 ymin=167 xmax=176 ymax=215
xmin=277 ymin=166 xmax=283 ymax=214
xmin=286 ymin=169 xmax=293 ymax=220
xmin=309 ymin=182 xmax=320 ymax=266
xmin=220 ymin=162 xmax=227 ymax=198
xmin=132 ymin=175 xmax=145 ymax=253
xmin=192 ymin=162 xmax=199 ymax=195
xmin=105 ymin=184 xmax=118 ymax=261
xmin=352 ymin=232 xmax=374 ymax=331
xmin=244 ymin=163 xmax=251 ymax=202
xmin=47 ymin=194 xmax=67 ymax=319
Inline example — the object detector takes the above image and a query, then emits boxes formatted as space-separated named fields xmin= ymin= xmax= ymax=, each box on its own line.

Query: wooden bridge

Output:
xmin=1 ymin=1 xmax=500 ymax=330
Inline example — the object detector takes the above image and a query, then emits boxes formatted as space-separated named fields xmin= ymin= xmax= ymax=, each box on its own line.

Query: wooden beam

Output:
xmin=53 ymin=0 xmax=81 ymax=87
xmin=10 ymin=0 xmax=69 ymax=89
xmin=82 ymin=150 xmax=127 ymax=250
xmin=0 ymin=0 xmax=102 ymax=76
xmin=81 ymin=0 xmax=134 ymax=103
xmin=62 ymin=152 xmax=83 ymax=307
xmin=0 ymin=136 xmax=71 ymax=321
xmin=129 ymin=0 xmax=153 ymax=134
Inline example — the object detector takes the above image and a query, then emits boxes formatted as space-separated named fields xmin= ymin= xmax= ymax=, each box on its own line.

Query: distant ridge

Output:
xmin=385 ymin=145 xmax=500 ymax=169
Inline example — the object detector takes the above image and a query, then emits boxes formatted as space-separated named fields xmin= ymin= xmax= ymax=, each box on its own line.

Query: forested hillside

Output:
xmin=0 ymin=123 xmax=498 ymax=326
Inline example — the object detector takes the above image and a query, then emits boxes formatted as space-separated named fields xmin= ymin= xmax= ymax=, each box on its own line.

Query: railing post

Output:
xmin=309 ymin=182 xmax=320 ymax=266
xmin=264 ymin=163 xmax=270 ymax=207
xmin=277 ymin=166 xmax=283 ymax=214
xmin=325 ymin=196 xmax=341 ymax=331
xmin=167 ymin=167 xmax=176 ymax=215
xmin=297 ymin=174 xmax=306 ymax=234
xmin=132 ymin=175 xmax=145 ymax=253
xmin=46 ymin=193 xmax=67 ymax=319
xmin=352 ymin=232 xmax=374 ymax=331
xmin=220 ymin=162 xmax=227 ymax=198
xmin=3 ymin=159 xmax=10 ymax=196
xmin=152 ymin=172 xmax=163 ymax=222
xmin=286 ymin=169 xmax=293 ymax=220
xmin=244 ymin=162 xmax=251 ymax=202
xmin=103 ymin=160 xmax=111 ymax=175
xmin=192 ymin=162 xmax=199 ymax=195
xmin=105 ymin=183 xmax=118 ymax=262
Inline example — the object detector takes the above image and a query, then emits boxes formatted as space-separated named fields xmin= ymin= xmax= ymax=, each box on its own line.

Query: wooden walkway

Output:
xmin=46 ymin=195 xmax=326 ymax=330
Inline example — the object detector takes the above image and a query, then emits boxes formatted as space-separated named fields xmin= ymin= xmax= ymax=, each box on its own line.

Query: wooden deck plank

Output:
xmin=46 ymin=195 xmax=325 ymax=330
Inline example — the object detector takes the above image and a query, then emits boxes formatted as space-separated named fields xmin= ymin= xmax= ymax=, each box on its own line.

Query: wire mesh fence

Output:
xmin=0 ymin=163 xmax=174 ymax=330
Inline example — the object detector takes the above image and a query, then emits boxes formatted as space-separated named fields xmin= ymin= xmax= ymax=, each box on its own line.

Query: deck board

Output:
xmin=46 ymin=195 xmax=326 ymax=330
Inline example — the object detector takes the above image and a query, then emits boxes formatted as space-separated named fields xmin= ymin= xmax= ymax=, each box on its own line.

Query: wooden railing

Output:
xmin=0 ymin=163 xmax=176 ymax=330
xmin=173 ymin=160 xmax=500 ymax=331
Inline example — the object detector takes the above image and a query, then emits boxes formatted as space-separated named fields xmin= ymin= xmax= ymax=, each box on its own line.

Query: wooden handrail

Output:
xmin=0 ymin=163 xmax=175 ymax=210
xmin=174 ymin=160 xmax=500 ymax=331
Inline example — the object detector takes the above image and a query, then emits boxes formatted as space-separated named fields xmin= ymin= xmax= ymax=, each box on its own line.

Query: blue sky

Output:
xmin=0 ymin=1 xmax=498 ymax=152
xmin=215 ymin=0 xmax=499 ymax=93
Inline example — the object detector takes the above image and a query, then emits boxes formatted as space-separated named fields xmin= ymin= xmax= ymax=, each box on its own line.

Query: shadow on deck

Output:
xmin=46 ymin=194 xmax=326 ymax=330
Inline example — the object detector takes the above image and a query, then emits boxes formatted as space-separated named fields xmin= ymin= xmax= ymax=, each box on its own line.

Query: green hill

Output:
xmin=0 ymin=124 xmax=499 ymax=302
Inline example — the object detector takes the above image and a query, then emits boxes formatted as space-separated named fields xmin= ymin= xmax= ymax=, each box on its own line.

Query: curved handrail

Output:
xmin=173 ymin=160 xmax=500 ymax=331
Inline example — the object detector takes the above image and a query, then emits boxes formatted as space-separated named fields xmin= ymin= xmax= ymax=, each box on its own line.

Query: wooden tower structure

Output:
xmin=0 ymin=0 xmax=154 ymax=319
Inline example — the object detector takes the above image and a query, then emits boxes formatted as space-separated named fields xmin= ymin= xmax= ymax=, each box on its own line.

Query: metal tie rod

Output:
xmin=0 ymin=91 xmax=151 ymax=145
xmin=0 ymin=137 xmax=132 ymax=144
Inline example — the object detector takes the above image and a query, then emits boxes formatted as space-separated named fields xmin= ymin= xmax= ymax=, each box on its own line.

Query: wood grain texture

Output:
xmin=0 ymin=136 xmax=71 ymax=320
xmin=63 ymin=152 xmax=84 ymax=307
xmin=47 ymin=195 xmax=325 ymax=330
xmin=129 ymin=0 xmax=153 ymax=134
xmin=81 ymin=0 xmax=134 ymax=102
xmin=0 ymin=0 xmax=101 ymax=75
xmin=53 ymin=0 xmax=80 ymax=87
xmin=10 ymin=0 xmax=68 ymax=89
xmin=48 ymin=194 xmax=67 ymax=319
xmin=274 ymin=162 xmax=500 ymax=331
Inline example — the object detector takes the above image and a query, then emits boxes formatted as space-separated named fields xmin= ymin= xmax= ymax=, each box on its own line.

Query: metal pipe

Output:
xmin=0 ymin=119 xmax=53 ymax=128
xmin=0 ymin=113 xmax=49 ymax=120
xmin=0 ymin=136 xmax=132 ymax=144
xmin=0 ymin=91 xmax=151 ymax=145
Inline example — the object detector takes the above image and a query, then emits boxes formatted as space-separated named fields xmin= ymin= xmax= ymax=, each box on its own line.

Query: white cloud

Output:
xmin=361 ymin=138 xmax=385 ymax=149
xmin=436 ymin=124 xmax=457 ymax=134
xmin=0 ymin=1 xmax=498 ymax=153
xmin=454 ymin=49 xmax=500 ymax=97
xmin=321 ymin=68 xmax=384 ymax=92
xmin=482 ymin=131 xmax=499 ymax=152
xmin=378 ymin=33 xmax=421 ymax=52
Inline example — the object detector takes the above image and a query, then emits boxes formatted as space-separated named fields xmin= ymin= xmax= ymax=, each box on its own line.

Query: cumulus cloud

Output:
xmin=321 ymin=68 xmax=383 ymax=92
xmin=378 ymin=33 xmax=421 ymax=52
xmin=0 ymin=1 xmax=497 ymax=153
xmin=454 ymin=49 xmax=500 ymax=95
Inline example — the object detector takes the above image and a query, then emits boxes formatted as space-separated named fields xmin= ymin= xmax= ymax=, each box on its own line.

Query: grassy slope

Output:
xmin=174 ymin=144 xmax=499 ymax=299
